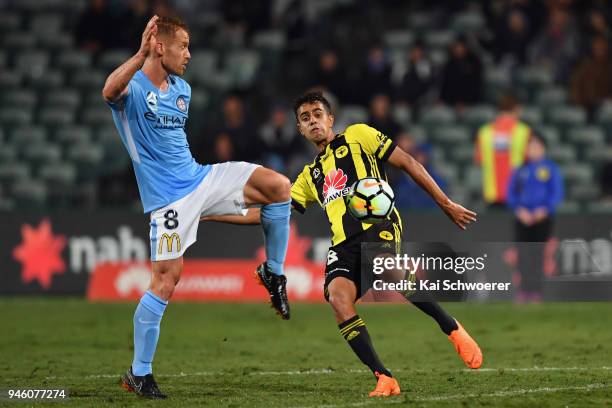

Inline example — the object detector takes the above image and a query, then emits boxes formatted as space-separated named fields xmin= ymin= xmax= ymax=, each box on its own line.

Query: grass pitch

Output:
xmin=0 ymin=299 xmax=610 ymax=407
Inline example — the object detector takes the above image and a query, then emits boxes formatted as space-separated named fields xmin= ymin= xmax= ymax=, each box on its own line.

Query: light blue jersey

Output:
xmin=107 ymin=70 xmax=210 ymax=213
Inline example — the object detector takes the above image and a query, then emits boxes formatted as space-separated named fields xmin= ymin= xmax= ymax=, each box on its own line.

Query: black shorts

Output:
xmin=323 ymin=220 xmax=402 ymax=301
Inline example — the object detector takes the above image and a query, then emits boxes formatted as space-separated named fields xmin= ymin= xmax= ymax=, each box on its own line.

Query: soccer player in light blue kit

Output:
xmin=103 ymin=16 xmax=291 ymax=398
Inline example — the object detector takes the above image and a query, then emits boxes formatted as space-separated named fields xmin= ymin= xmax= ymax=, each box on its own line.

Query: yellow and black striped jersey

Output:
xmin=291 ymin=123 xmax=403 ymax=246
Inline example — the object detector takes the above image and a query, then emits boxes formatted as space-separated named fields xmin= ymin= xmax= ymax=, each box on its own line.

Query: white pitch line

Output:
xmin=464 ymin=366 xmax=612 ymax=373
xmin=291 ymin=383 xmax=612 ymax=408
xmin=38 ymin=369 xmax=357 ymax=381
xmin=422 ymin=383 xmax=612 ymax=401
xmin=1 ymin=366 xmax=610 ymax=382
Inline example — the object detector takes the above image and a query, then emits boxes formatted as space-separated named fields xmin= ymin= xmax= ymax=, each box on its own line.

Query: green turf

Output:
xmin=0 ymin=299 xmax=610 ymax=407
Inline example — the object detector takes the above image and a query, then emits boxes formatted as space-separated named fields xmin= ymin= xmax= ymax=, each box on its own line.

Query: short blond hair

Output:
xmin=156 ymin=16 xmax=189 ymax=38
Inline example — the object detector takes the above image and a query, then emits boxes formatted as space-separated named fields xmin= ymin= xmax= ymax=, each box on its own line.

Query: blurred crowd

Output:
xmin=70 ymin=0 xmax=612 ymax=210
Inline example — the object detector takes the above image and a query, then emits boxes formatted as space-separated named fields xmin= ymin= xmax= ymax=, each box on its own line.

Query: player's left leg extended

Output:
xmin=372 ymin=223 xmax=482 ymax=369
xmin=406 ymin=295 xmax=482 ymax=369
xmin=244 ymin=167 xmax=292 ymax=319
xmin=122 ymin=258 xmax=182 ymax=398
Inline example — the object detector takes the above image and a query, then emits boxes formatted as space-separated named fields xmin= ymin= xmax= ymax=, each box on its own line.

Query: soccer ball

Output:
xmin=345 ymin=177 xmax=395 ymax=223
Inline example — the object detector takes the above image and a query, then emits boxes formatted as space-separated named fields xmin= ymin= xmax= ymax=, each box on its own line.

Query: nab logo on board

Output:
xmin=12 ymin=219 xmax=148 ymax=290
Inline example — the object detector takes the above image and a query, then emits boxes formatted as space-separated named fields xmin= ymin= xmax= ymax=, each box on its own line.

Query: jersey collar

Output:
xmin=137 ymin=70 xmax=172 ymax=93
xmin=316 ymin=133 xmax=342 ymax=160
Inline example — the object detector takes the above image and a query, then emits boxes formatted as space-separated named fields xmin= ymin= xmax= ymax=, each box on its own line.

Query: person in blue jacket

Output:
xmin=393 ymin=143 xmax=447 ymax=209
xmin=507 ymin=133 xmax=564 ymax=302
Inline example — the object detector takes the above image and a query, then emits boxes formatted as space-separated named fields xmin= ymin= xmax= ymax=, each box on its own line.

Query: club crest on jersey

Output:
xmin=335 ymin=146 xmax=349 ymax=158
xmin=379 ymin=231 xmax=393 ymax=241
xmin=176 ymin=96 xmax=187 ymax=112
xmin=323 ymin=169 xmax=351 ymax=206
xmin=146 ymin=91 xmax=158 ymax=112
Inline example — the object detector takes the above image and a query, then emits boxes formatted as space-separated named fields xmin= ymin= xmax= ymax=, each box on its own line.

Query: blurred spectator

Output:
xmin=120 ymin=0 xmax=151 ymax=52
xmin=582 ymin=8 xmax=611 ymax=42
xmin=490 ymin=9 xmax=532 ymax=66
xmin=439 ymin=37 xmax=483 ymax=109
xmin=507 ymin=134 xmax=563 ymax=303
xmin=367 ymin=94 xmax=401 ymax=140
xmin=600 ymin=161 xmax=612 ymax=201
xmin=312 ymin=49 xmax=349 ymax=104
xmin=75 ymin=0 xmax=121 ymax=52
xmin=570 ymin=36 xmax=612 ymax=116
xmin=397 ymin=40 xmax=435 ymax=111
xmin=475 ymin=94 xmax=532 ymax=208
xmin=359 ymin=43 xmax=392 ymax=105
xmin=151 ymin=0 xmax=179 ymax=17
xmin=282 ymin=0 xmax=309 ymax=52
xmin=529 ymin=6 xmax=579 ymax=83
xmin=394 ymin=131 xmax=415 ymax=155
xmin=212 ymin=132 xmax=235 ymax=162
xmin=393 ymin=142 xmax=447 ymax=210
xmin=172 ymin=0 xmax=211 ymax=19
xmin=97 ymin=165 xmax=139 ymax=207
xmin=217 ymin=1 xmax=248 ymax=47
xmin=258 ymin=105 xmax=302 ymax=174
xmin=209 ymin=95 xmax=259 ymax=163
xmin=483 ymin=0 xmax=546 ymax=40
xmin=219 ymin=0 xmax=271 ymax=46
xmin=387 ymin=131 xmax=413 ymax=195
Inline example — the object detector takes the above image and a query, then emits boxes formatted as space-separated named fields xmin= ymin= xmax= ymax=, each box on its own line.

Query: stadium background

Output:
xmin=1 ymin=0 xmax=612 ymax=406
xmin=1 ymin=0 xmax=611 ymax=296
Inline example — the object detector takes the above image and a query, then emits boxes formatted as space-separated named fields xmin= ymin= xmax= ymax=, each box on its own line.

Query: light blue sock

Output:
xmin=260 ymin=200 xmax=291 ymax=276
xmin=132 ymin=290 xmax=167 ymax=376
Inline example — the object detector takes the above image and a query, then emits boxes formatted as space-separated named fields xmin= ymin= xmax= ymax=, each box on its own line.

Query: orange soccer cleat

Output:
xmin=448 ymin=320 xmax=483 ymax=369
xmin=368 ymin=373 xmax=401 ymax=397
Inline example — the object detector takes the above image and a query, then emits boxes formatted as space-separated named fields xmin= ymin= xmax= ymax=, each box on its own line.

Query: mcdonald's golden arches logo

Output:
xmin=158 ymin=233 xmax=181 ymax=254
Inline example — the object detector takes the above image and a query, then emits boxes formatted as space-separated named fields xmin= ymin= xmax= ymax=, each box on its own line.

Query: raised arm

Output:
xmin=387 ymin=146 xmax=477 ymax=230
xmin=102 ymin=15 xmax=158 ymax=103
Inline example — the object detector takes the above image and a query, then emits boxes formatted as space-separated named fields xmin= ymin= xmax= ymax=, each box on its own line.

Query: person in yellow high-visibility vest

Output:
xmin=474 ymin=94 xmax=532 ymax=208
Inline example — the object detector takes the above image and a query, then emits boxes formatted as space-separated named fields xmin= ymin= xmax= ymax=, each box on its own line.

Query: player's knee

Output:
xmin=151 ymin=262 xmax=181 ymax=300
xmin=270 ymin=174 xmax=291 ymax=202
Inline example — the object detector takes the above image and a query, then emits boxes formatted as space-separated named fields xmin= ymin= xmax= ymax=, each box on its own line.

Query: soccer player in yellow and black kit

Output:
xmin=205 ymin=91 xmax=482 ymax=397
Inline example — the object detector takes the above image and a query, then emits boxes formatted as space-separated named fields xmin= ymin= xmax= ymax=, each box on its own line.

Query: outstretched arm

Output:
xmin=387 ymin=146 xmax=477 ymax=230
xmin=102 ymin=15 xmax=158 ymax=103
xmin=201 ymin=208 xmax=262 ymax=225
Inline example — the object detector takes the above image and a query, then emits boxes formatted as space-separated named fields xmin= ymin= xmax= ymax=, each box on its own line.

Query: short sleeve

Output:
xmin=291 ymin=169 xmax=316 ymax=214
xmin=347 ymin=124 xmax=396 ymax=161
xmin=105 ymin=80 xmax=135 ymax=111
